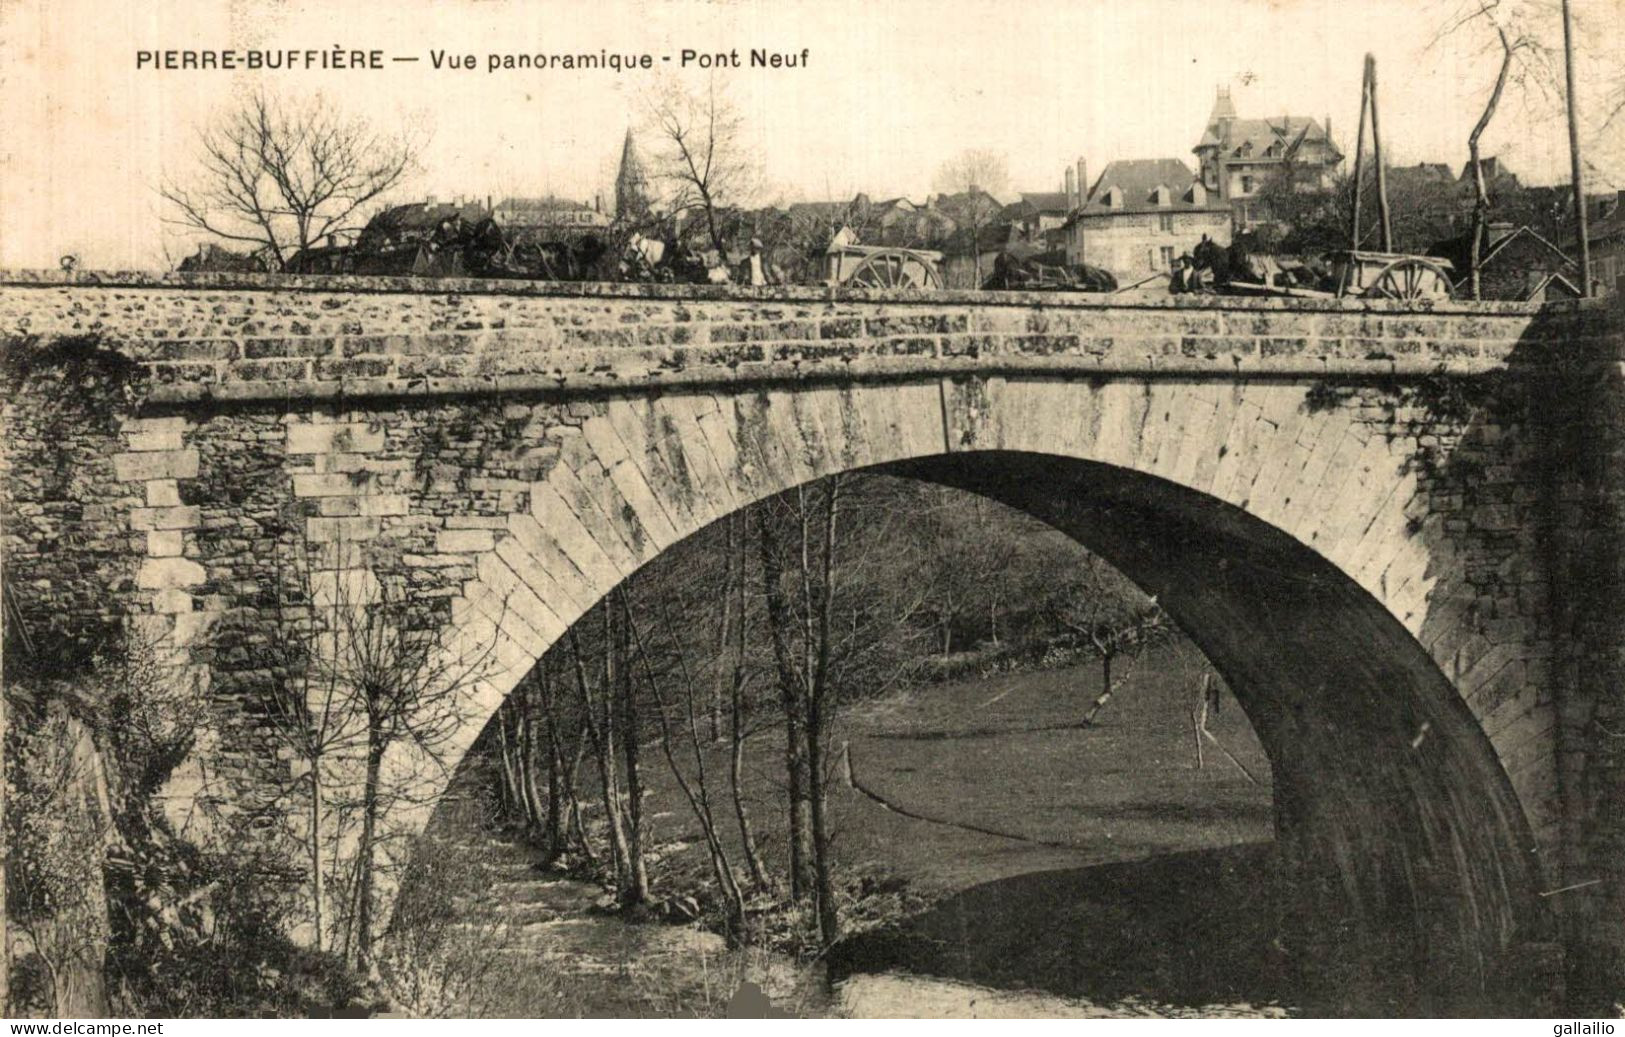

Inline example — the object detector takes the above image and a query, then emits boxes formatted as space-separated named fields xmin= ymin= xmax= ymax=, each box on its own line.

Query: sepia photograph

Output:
xmin=2 ymin=0 xmax=1624 ymax=1022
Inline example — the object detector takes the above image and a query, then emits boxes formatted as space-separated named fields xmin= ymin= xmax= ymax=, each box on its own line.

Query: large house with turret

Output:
xmin=1192 ymin=87 xmax=1343 ymax=230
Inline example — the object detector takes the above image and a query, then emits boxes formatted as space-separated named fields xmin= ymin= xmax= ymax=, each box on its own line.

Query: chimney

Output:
xmin=1065 ymin=166 xmax=1077 ymax=208
xmin=1076 ymin=157 xmax=1088 ymax=204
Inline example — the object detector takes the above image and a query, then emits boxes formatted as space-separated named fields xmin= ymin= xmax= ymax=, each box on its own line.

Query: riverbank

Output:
xmin=405 ymin=640 xmax=1295 ymax=1017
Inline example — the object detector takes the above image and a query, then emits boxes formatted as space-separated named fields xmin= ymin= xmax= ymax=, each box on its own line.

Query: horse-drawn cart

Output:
xmin=824 ymin=230 xmax=942 ymax=290
xmin=1201 ymin=247 xmax=1455 ymax=301
xmin=1326 ymin=250 xmax=1456 ymax=301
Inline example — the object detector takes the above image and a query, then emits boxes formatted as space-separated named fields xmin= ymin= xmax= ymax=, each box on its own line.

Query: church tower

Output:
xmin=614 ymin=129 xmax=652 ymax=220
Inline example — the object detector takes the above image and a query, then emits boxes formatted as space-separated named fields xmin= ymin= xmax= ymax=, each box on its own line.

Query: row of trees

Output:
xmin=160 ymin=81 xmax=1015 ymax=281
xmin=483 ymin=474 xmax=1165 ymax=952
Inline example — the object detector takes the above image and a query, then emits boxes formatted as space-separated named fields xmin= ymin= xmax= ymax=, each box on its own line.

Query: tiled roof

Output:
xmin=1195 ymin=111 xmax=1340 ymax=164
xmin=1019 ymin=192 xmax=1071 ymax=213
xmin=1459 ymin=157 xmax=1517 ymax=183
xmin=1074 ymin=159 xmax=1226 ymax=217
xmin=1224 ymin=117 xmax=1334 ymax=159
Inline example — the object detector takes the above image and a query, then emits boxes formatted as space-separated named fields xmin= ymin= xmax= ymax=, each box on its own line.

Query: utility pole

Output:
xmin=1561 ymin=0 xmax=1593 ymax=296
xmin=1351 ymin=60 xmax=1370 ymax=249
xmin=1367 ymin=54 xmax=1394 ymax=252
xmin=1350 ymin=54 xmax=1393 ymax=252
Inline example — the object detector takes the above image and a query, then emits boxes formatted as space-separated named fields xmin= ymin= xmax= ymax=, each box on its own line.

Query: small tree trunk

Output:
xmin=1082 ymin=643 xmax=1117 ymax=725
xmin=518 ymin=687 xmax=546 ymax=829
xmin=616 ymin=591 xmax=650 ymax=905
xmin=1467 ymin=29 xmax=1515 ymax=300
xmin=729 ymin=514 xmax=769 ymax=891
xmin=544 ymin=714 xmax=564 ymax=858
xmin=572 ymin=626 xmax=629 ymax=889
xmin=310 ymin=763 xmax=326 ymax=952
xmin=758 ymin=510 xmax=815 ymax=899
xmin=354 ymin=729 xmax=385 ymax=967
xmin=495 ymin=706 xmax=525 ymax=822
xmin=807 ymin=480 xmax=842 ymax=948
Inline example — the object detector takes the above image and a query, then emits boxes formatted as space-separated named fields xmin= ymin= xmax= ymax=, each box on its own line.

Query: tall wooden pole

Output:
xmin=1351 ymin=63 xmax=1370 ymax=249
xmin=1 ymin=520 xmax=8 ymax=1015
xmin=1367 ymin=54 xmax=1394 ymax=251
xmin=1562 ymin=0 xmax=1593 ymax=295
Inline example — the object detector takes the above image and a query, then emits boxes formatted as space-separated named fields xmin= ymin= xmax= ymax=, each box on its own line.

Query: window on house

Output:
xmin=1160 ymin=246 xmax=1175 ymax=269
xmin=1241 ymin=175 xmax=1255 ymax=194
xmin=1148 ymin=248 xmax=1158 ymax=271
xmin=1159 ymin=213 xmax=1174 ymax=233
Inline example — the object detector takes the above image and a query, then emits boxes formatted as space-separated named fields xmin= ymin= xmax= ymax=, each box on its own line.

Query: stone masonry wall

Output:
xmin=2 ymin=272 xmax=1623 ymax=1003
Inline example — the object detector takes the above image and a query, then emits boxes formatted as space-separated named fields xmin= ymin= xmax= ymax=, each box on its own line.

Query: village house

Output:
xmin=1002 ymin=186 xmax=1075 ymax=246
xmin=1590 ymin=191 xmax=1625 ymax=297
xmin=1460 ymin=156 xmax=1521 ymax=192
xmin=1061 ymin=158 xmax=1231 ymax=282
xmin=493 ymin=195 xmax=610 ymax=240
xmin=1428 ymin=222 xmax=1581 ymax=301
xmin=1192 ymin=87 xmax=1342 ymax=230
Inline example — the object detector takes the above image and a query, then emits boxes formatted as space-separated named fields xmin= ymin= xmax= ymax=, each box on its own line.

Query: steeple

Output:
xmin=1209 ymin=85 xmax=1238 ymax=126
xmin=615 ymin=129 xmax=651 ymax=220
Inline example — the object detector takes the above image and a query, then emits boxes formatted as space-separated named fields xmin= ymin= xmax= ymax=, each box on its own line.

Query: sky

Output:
xmin=2 ymin=0 xmax=1621 ymax=270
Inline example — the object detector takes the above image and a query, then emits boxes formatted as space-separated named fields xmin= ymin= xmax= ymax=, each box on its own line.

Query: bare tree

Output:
xmin=1429 ymin=0 xmax=1555 ymax=297
xmin=257 ymin=581 xmax=360 ymax=956
xmin=1046 ymin=555 xmax=1168 ymax=725
xmin=161 ymin=90 xmax=422 ymax=269
xmin=626 ymin=593 xmax=750 ymax=930
xmin=319 ymin=572 xmax=505 ymax=968
xmin=568 ymin=620 xmax=633 ymax=896
xmin=934 ymin=149 xmax=1011 ymax=285
xmin=644 ymin=77 xmax=758 ymax=261
xmin=614 ymin=591 xmax=651 ymax=906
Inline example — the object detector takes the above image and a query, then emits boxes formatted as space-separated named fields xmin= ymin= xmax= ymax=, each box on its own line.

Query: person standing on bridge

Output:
xmin=745 ymin=237 xmax=771 ymax=287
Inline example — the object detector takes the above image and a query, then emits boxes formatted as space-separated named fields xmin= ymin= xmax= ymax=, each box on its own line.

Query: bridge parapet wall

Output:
xmin=0 ymin=272 xmax=1608 ymax=406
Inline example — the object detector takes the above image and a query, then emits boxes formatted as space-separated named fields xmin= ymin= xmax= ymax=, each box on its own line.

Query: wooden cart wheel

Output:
xmin=847 ymin=249 xmax=939 ymax=290
xmin=1366 ymin=257 xmax=1454 ymax=301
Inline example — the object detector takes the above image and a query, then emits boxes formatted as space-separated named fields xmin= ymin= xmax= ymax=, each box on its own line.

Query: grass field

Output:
xmin=636 ymin=638 xmax=1294 ymax=1014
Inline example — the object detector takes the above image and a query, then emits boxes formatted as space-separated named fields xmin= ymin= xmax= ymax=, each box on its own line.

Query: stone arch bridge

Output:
xmin=2 ymin=272 xmax=1623 ymax=1010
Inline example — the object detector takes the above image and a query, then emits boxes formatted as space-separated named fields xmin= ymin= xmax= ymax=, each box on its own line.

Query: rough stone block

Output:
xmin=125 ymin=428 xmax=185 ymax=451
xmin=137 ymin=556 xmax=207 ymax=589
xmin=317 ymin=494 xmax=410 ymax=517
xmin=286 ymin=422 xmax=387 ymax=455
xmin=305 ymin=516 xmax=382 ymax=542
xmin=146 ymin=480 xmax=182 ymax=507
xmin=293 ymin=471 xmax=378 ymax=497
xmin=150 ymin=588 xmax=194 ymax=614
xmin=129 ymin=505 xmax=201 ymax=531
xmin=146 ymin=530 xmax=184 ymax=556
xmin=114 ymin=449 xmax=199 ymax=482
xmin=436 ymin=528 xmax=496 ymax=554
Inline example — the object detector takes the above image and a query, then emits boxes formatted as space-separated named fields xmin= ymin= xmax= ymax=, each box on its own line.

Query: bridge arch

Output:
xmin=379 ymin=374 xmax=1546 ymax=1011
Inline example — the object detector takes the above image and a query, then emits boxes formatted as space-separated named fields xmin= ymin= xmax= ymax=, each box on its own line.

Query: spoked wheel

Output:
xmin=1366 ymin=257 xmax=1454 ymax=301
xmin=846 ymin=249 xmax=942 ymax=290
